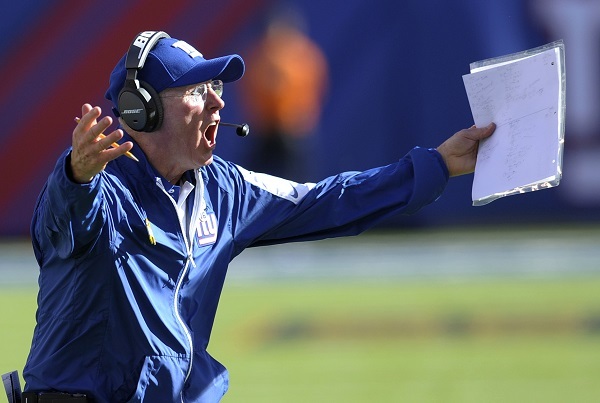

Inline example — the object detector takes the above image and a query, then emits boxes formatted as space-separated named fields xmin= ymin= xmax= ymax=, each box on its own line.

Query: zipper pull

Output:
xmin=145 ymin=218 xmax=157 ymax=245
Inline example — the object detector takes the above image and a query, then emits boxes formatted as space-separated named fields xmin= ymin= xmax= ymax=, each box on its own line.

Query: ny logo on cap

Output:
xmin=172 ymin=40 xmax=203 ymax=59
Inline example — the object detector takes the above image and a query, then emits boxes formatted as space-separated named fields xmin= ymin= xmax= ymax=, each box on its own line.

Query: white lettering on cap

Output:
xmin=172 ymin=40 xmax=203 ymax=59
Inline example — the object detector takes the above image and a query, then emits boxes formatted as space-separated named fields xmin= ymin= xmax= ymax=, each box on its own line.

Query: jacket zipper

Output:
xmin=155 ymin=176 xmax=204 ymax=387
xmin=174 ymin=256 xmax=194 ymax=383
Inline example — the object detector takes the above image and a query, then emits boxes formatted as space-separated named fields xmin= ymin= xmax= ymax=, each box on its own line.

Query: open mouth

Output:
xmin=204 ymin=123 xmax=217 ymax=148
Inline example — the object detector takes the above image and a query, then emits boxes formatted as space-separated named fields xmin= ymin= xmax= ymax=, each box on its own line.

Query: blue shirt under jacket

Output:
xmin=24 ymin=133 xmax=448 ymax=402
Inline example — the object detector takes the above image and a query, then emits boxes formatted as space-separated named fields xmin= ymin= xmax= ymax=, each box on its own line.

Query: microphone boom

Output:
xmin=220 ymin=122 xmax=250 ymax=137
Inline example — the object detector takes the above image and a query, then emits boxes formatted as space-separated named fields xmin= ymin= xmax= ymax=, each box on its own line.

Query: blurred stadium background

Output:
xmin=1 ymin=0 xmax=599 ymax=402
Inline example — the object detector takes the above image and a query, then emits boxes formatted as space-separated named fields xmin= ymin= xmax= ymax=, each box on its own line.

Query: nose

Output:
xmin=206 ymin=87 xmax=225 ymax=111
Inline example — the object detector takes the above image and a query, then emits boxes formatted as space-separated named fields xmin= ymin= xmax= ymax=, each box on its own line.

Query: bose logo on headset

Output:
xmin=117 ymin=31 xmax=171 ymax=132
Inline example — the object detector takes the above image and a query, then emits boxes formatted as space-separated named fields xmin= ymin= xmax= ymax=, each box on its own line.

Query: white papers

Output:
xmin=462 ymin=41 xmax=566 ymax=206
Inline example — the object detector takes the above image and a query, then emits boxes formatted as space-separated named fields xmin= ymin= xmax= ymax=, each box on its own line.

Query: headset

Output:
xmin=117 ymin=31 xmax=170 ymax=132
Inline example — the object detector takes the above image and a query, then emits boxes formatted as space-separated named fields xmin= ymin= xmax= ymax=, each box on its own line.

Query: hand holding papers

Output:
xmin=462 ymin=40 xmax=566 ymax=206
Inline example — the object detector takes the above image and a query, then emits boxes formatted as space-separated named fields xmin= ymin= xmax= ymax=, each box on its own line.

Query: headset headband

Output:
xmin=124 ymin=31 xmax=171 ymax=87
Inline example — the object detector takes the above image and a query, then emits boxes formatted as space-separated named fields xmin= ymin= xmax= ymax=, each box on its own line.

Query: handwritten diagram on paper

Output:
xmin=462 ymin=41 xmax=565 ymax=206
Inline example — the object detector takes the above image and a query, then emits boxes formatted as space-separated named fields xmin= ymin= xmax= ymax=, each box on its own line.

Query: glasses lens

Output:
xmin=188 ymin=84 xmax=207 ymax=101
xmin=211 ymin=80 xmax=223 ymax=97
xmin=168 ymin=80 xmax=222 ymax=102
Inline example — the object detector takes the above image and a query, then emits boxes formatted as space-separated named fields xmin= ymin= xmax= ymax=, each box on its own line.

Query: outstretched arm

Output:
xmin=436 ymin=123 xmax=496 ymax=177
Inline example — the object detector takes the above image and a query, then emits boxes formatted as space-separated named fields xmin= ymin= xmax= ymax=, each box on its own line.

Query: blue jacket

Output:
xmin=24 ymin=134 xmax=448 ymax=402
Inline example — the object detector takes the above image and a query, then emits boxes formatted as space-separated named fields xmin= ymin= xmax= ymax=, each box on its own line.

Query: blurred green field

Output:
xmin=212 ymin=278 xmax=600 ymax=402
xmin=4 ymin=276 xmax=600 ymax=402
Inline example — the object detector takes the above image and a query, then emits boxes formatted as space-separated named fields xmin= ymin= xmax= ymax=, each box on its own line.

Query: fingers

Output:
xmin=77 ymin=107 xmax=113 ymax=142
xmin=70 ymin=105 xmax=126 ymax=183
xmin=436 ymin=122 xmax=496 ymax=178
xmin=98 ymin=132 xmax=133 ymax=160
xmin=94 ymin=128 xmax=124 ymax=151
xmin=75 ymin=108 xmax=134 ymax=160
xmin=81 ymin=103 xmax=94 ymax=120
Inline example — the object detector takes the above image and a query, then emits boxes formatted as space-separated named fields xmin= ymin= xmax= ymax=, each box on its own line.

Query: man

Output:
xmin=23 ymin=31 xmax=495 ymax=402
xmin=239 ymin=5 xmax=329 ymax=181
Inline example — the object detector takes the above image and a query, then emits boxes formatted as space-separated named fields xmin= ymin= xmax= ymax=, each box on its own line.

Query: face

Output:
xmin=159 ymin=80 xmax=226 ymax=168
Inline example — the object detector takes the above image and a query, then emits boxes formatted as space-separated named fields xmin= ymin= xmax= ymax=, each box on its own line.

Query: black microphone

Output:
xmin=220 ymin=122 xmax=250 ymax=137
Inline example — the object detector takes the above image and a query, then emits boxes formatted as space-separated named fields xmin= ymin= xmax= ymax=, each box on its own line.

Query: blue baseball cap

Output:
xmin=105 ymin=36 xmax=245 ymax=116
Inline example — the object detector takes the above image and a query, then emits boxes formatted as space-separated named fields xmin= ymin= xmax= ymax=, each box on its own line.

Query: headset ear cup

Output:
xmin=118 ymin=86 xmax=147 ymax=131
xmin=139 ymin=81 xmax=163 ymax=132
xmin=117 ymin=81 xmax=163 ymax=132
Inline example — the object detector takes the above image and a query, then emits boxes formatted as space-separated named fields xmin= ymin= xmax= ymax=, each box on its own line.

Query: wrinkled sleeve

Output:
xmin=227 ymin=147 xmax=449 ymax=250
xmin=31 ymin=149 xmax=105 ymax=261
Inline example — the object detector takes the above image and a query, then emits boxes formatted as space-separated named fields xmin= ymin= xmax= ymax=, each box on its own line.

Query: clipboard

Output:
xmin=462 ymin=40 xmax=566 ymax=206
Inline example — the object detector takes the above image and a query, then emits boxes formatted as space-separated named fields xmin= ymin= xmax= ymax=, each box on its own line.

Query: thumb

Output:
xmin=476 ymin=122 xmax=496 ymax=139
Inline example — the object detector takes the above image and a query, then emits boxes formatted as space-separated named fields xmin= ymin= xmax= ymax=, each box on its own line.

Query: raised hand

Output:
xmin=70 ymin=104 xmax=133 ymax=183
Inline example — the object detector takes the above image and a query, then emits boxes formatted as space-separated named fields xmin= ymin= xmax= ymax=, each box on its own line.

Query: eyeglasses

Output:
xmin=161 ymin=80 xmax=224 ymax=102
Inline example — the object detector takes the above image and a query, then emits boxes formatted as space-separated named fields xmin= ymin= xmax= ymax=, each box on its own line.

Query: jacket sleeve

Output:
xmin=31 ymin=149 xmax=105 ymax=261
xmin=226 ymin=147 xmax=449 ymax=250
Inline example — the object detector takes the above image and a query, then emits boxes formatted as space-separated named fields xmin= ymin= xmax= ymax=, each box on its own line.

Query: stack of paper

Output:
xmin=462 ymin=40 xmax=566 ymax=206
